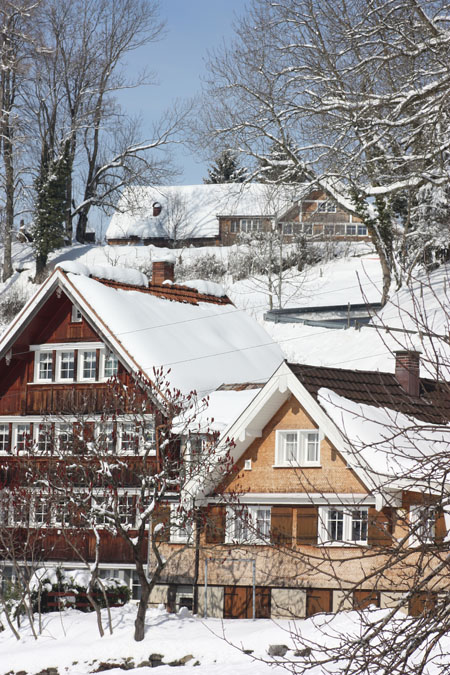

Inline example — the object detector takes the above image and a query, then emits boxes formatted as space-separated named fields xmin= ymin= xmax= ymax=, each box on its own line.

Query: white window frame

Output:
xmin=96 ymin=422 xmax=116 ymax=454
xmin=57 ymin=423 xmax=73 ymax=453
xmin=100 ymin=351 xmax=119 ymax=380
xmin=275 ymin=429 xmax=321 ymax=467
xmin=13 ymin=422 xmax=32 ymax=454
xmin=318 ymin=506 xmax=368 ymax=546
xmin=357 ymin=224 xmax=368 ymax=236
xmin=409 ymin=505 xmax=436 ymax=546
xmin=0 ymin=423 xmax=10 ymax=454
xmin=34 ymin=351 xmax=53 ymax=382
xmin=317 ymin=199 xmax=337 ymax=213
xmin=57 ymin=350 xmax=75 ymax=382
xmin=226 ymin=505 xmax=271 ymax=544
xmin=34 ymin=422 xmax=54 ymax=454
xmin=71 ymin=305 xmax=82 ymax=323
xmin=117 ymin=417 xmax=156 ymax=455
xmin=170 ymin=503 xmax=193 ymax=543
xmin=78 ymin=349 xmax=97 ymax=381
xmin=118 ymin=493 xmax=135 ymax=528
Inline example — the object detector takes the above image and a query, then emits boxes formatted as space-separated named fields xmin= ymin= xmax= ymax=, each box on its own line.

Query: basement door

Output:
xmin=224 ymin=586 xmax=270 ymax=619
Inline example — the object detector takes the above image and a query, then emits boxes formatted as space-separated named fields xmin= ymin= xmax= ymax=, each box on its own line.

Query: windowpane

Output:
xmin=234 ymin=506 xmax=249 ymax=541
xmin=357 ymin=225 xmax=368 ymax=236
xmin=15 ymin=424 xmax=31 ymax=453
xmin=328 ymin=509 xmax=344 ymax=541
xmin=38 ymin=353 xmax=53 ymax=380
xmin=98 ymin=423 xmax=115 ymax=453
xmin=284 ymin=433 xmax=298 ymax=463
xmin=306 ymin=432 xmax=319 ymax=463
xmin=351 ymin=509 xmax=368 ymax=542
xmin=255 ymin=507 xmax=271 ymax=539
xmin=104 ymin=353 xmax=118 ymax=378
xmin=346 ymin=224 xmax=356 ymax=235
xmin=60 ymin=351 xmax=74 ymax=379
xmin=37 ymin=423 xmax=53 ymax=453
xmin=58 ymin=424 xmax=73 ymax=452
xmin=121 ymin=423 xmax=139 ymax=453
xmin=82 ymin=351 xmax=96 ymax=379
xmin=35 ymin=495 xmax=50 ymax=526
xmin=0 ymin=424 xmax=10 ymax=453
xmin=118 ymin=494 xmax=135 ymax=526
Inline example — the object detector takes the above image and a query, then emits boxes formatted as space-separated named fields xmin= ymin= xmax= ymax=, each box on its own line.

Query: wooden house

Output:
xmin=0 ymin=259 xmax=283 ymax=599
xmin=149 ymin=357 xmax=450 ymax=619
xmin=105 ymin=182 xmax=368 ymax=248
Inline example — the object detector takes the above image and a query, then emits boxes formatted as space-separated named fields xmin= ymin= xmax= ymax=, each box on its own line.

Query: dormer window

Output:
xmin=58 ymin=351 xmax=75 ymax=380
xmin=275 ymin=429 xmax=321 ymax=466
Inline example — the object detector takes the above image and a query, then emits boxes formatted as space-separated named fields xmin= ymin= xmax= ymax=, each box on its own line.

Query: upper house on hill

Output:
xmin=105 ymin=182 xmax=369 ymax=248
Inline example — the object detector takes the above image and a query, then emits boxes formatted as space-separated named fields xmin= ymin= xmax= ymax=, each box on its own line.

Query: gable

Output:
xmin=220 ymin=395 xmax=367 ymax=496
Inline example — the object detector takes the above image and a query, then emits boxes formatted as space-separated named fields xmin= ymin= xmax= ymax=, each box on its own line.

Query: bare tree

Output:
xmin=201 ymin=0 xmax=450 ymax=303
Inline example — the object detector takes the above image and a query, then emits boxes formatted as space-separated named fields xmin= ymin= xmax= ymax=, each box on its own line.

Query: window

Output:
xmin=120 ymin=423 xmax=139 ymax=453
xmin=227 ymin=505 xmax=271 ymax=544
xmin=282 ymin=222 xmax=293 ymax=235
xmin=118 ymin=493 xmax=135 ymax=527
xmin=59 ymin=351 xmax=75 ymax=380
xmin=71 ymin=306 xmax=82 ymax=323
xmin=170 ymin=504 xmax=193 ymax=543
xmin=317 ymin=200 xmax=337 ymax=213
xmin=188 ymin=435 xmax=208 ymax=466
xmin=97 ymin=423 xmax=115 ymax=453
xmin=230 ymin=220 xmax=239 ymax=233
xmin=301 ymin=223 xmax=313 ymax=235
xmin=37 ymin=352 xmax=53 ymax=381
xmin=319 ymin=507 xmax=368 ymax=545
xmin=275 ymin=430 xmax=320 ymax=466
xmin=79 ymin=350 xmax=96 ymax=380
xmin=35 ymin=423 xmax=53 ymax=453
xmin=346 ymin=224 xmax=356 ymax=235
xmin=0 ymin=424 xmax=10 ymax=453
xmin=14 ymin=423 xmax=31 ymax=453
xmin=240 ymin=218 xmax=262 ymax=233
xmin=53 ymin=497 xmax=72 ymax=527
xmin=103 ymin=353 xmax=118 ymax=378
xmin=34 ymin=495 xmax=50 ymax=526
xmin=357 ymin=225 xmax=367 ymax=236
xmin=410 ymin=505 xmax=436 ymax=545
xmin=58 ymin=424 xmax=73 ymax=452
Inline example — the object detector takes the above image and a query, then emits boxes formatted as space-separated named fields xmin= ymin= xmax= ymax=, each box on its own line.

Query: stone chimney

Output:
xmin=152 ymin=201 xmax=162 ymax=217
xmin=152 ymin=259 xmax=175 ymax=285
xmin=394 ymin=350 xmax=421 ymax=397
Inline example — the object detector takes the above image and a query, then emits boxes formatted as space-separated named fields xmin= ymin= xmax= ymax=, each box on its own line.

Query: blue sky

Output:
xmin=118 ymin=0 xmax=250 ymax=185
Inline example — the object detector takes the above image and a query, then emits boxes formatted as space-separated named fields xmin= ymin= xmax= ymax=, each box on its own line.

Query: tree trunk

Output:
xmin=34 ymin=253 xmax=48 ymax=283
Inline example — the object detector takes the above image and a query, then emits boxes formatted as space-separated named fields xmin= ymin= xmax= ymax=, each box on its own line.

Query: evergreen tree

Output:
xmin=32 ymin=140 xmax=71 ymax=281
xmin=203 ymin=149 xmax=248 ymax=183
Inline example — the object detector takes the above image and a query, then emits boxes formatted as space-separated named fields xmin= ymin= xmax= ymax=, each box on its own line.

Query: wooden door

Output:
xmin=224 ymin=586 xmax=271 ymax=619
xmin=353 ymin=590 xmax=380 ymax=610
xmin=306 ymin=589 xmax=332 ymax=617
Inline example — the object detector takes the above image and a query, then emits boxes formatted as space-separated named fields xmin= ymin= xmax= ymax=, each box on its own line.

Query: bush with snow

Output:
xmin=29 ymin=567 xmax=130 ymax=613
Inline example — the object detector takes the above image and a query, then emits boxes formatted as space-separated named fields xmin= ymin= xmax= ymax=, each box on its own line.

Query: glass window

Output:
xmin=0 ymin=424 xmax=10 ymax=453
xmin=230 ymin=220 xmax=239 ymax=233
xmin=318 ymin=200 xmax=336 ymax=213
xmin=36 ymin=423 xmax=53 ymax=453
xmin=328 ymin=509 xmax=344 ymax=541
xmin=276 ymin=430 xmax=320 ymax=466
xmin=282 ymin=222 xmax=293 ymax=235
xmin=324 ymin=224 xmax=335 ymax=235
xmin=59 ymin=351 xmax=75 ymax=380
xmin=98 ymin=423 xmax=115 ymax=453
xmin=81 ymin=350 xmax=96 ymax=379
xmin=302 ymin=223 xmax=313 ymax=235
xmin=132 ymin=571 xmax=142 ymax=600
xmin=104 ymin=353 xmax=118 ymax=378
xmin=15 ymin=424 xmax=31 ymax=453
xmin=121 ymin=423 xmax=139 ymax=453
xmin=118 ymin=493 xmax=135 ymax=527
xmin=58 ymin=424 xmax=73 ymax=452
xmin=34 ymin=495 xmax=50 ymax=526
xmin=411 ymin=506 xmax=436 ymax=544
xmin=228 ymin=505 xmax=271 ymax=544
xmin=38 ymin=352 xmax=53 ymax=381
xmin=351 ymin=510 xmax=368 ymax=542
xmin=71 ymin=306 xmax=82 ymax=323
xmin=346 ymin=224 xmax=356 ymax=235
xmin=357 ymin=225 xmax=368 ymax=236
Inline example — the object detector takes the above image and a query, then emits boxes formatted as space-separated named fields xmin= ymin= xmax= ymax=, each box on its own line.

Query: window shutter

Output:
xmin=270 ymin=506 xmax=293 ymax=546
xmin=153 ymin=505 xmax=170 ymax=542
xmin=205 ymin=505 xmax=226 ymax=544
xmin=435 ymin=510 xmax=446 ymax=544
xmin=296 ymin=506 xmax=318 ymax=545
xmin=368 ymin=507 xmax=392 ymax=546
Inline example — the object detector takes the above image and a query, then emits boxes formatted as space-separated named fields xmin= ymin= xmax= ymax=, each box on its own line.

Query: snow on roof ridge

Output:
xmin=56 ymin=261 xmax=148 ymax=288
xmin=181 ymin=279 xmax=227 ymax=298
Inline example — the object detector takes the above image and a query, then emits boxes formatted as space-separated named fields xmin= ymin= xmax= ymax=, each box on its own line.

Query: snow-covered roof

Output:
xmin=106 ymin=183 xmax=299 ymax=240
xmin=0 ymin=267 xmax=283 ymax=396
xmin=319 ymin=388 xmax=450 ymax=487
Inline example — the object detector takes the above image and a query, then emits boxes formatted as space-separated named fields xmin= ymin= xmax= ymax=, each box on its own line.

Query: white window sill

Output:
xmin=319 ymin=540 xmax=368 ymax=547
xmin=272 ymin=463 xmax=321 ymax=469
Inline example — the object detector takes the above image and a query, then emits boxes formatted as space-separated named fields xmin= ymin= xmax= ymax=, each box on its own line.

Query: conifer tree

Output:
xmin=203 ymin=149 xmax=248 ymax=183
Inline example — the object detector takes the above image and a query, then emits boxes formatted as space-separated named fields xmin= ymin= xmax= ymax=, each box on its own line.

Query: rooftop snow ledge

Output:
xmin=182 ymin=279 xmax=227 ymax=298
xmin=56 ymin=261 xmax=148 ymax=288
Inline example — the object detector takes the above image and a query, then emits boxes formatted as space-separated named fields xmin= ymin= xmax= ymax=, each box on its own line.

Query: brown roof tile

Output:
xmin=91 ymin=277 xmax=232 ymax=306
xmin=288 ymin=362 xmax=450 ymax=424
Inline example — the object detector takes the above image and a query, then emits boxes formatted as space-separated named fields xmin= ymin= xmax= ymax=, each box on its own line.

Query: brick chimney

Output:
xmin=394 ymin=350 xmax=421 ymax=397
xmin=152 ymin=201 xmax=162 ymax=217
xmin=152 ymin=259 xmax=175 ymax=285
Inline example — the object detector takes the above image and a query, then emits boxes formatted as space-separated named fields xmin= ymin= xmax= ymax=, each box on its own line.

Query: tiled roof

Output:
xmin=289 ymin=362 xmax=450 ymax=424
xmin=91 ymin=277 xmax=232 ymax=306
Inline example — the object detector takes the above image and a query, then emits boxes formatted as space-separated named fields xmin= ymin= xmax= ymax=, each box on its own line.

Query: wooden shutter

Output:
xmin=296 ymin=506 xmax=318 ymax=545
xmin=368 ymin=507 xmax=393 ymax=546
xmin=153 ymin=505 xmax=170 ymax=542
xmin=205 ymin=505 xmax=226 ymax=544
xmin=353 ymin=590 xmax=380 ymax=610
xmin=306 ymin=589 xmax=332 ymax=617
xmin=271 ymin=506 xmax=293 ymax=546
xmin=435 ymin=510 xmax=446 ymax=544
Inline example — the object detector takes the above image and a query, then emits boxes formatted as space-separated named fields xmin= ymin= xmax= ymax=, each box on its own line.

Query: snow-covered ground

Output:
xmin=0 ymin=604 xmax=449 ymax=675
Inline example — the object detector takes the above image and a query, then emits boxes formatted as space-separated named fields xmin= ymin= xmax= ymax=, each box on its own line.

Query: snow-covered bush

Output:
xmin=30 ymin=567 xmax=130 ymax=613
xmin=0 ymin=285 xmax=29 ymax=325
xmin=175 ymin=253 xmax=227 ymax=283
